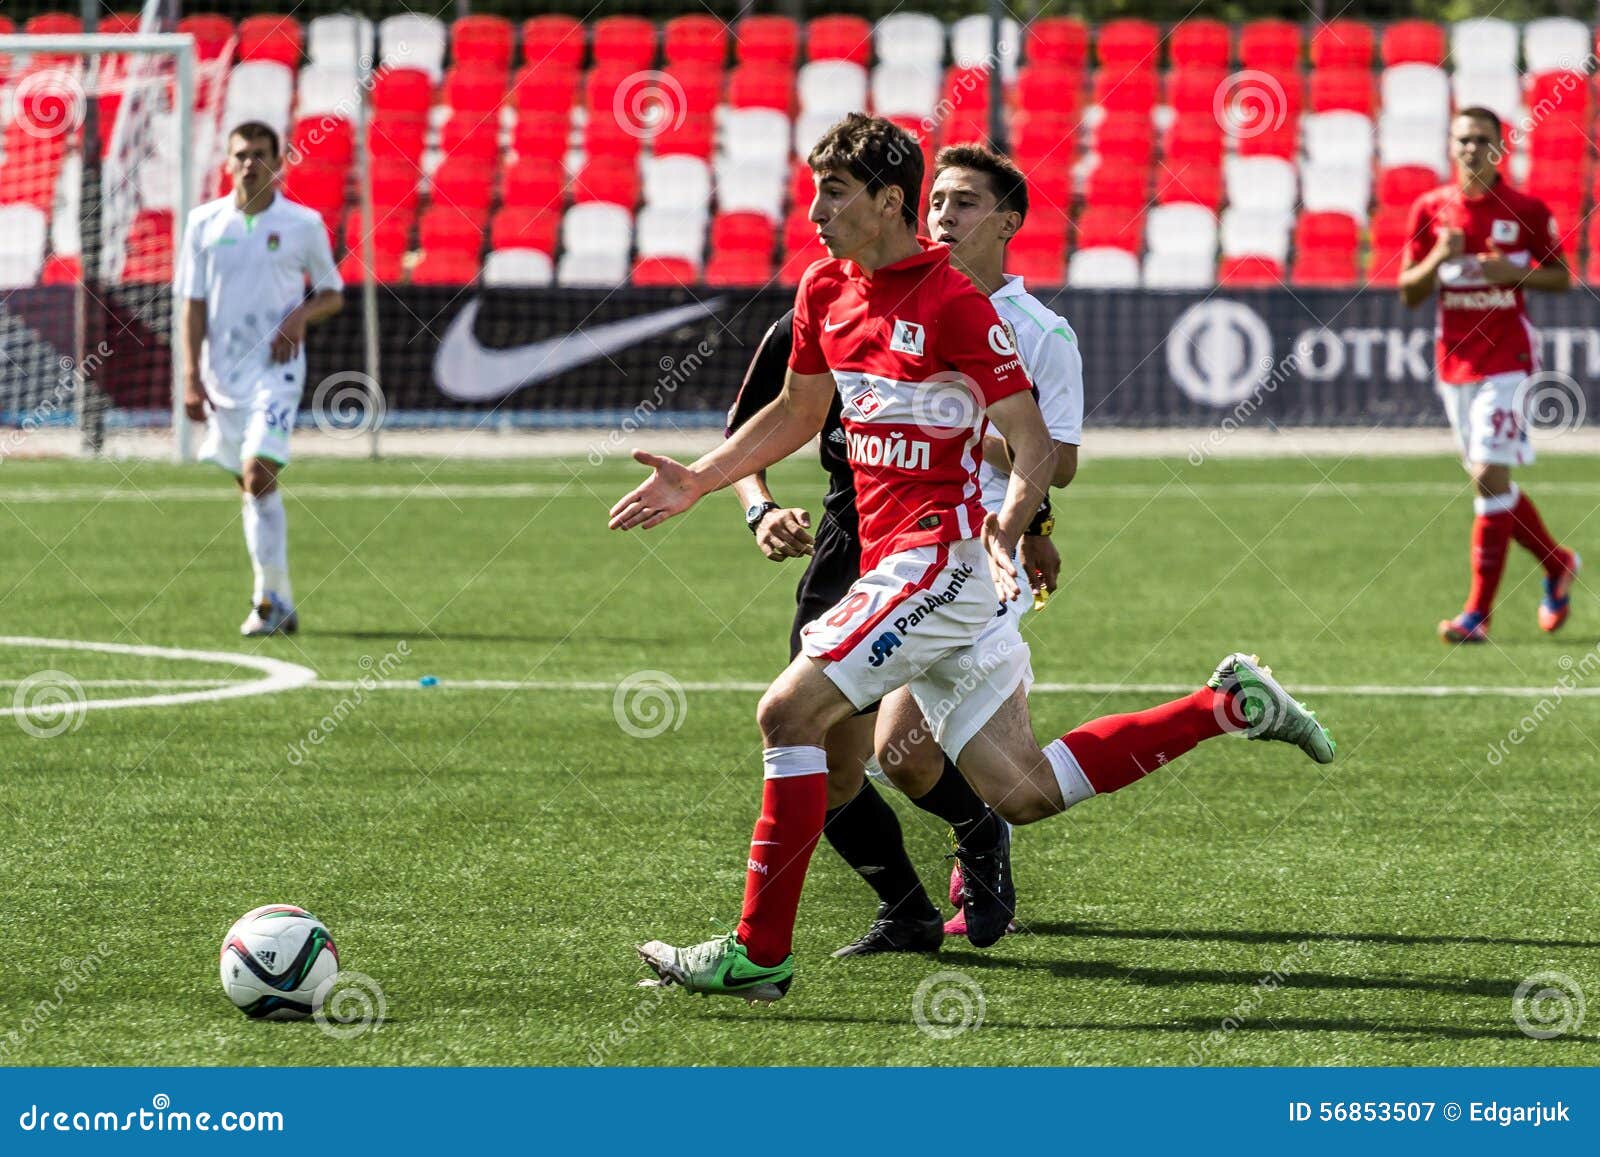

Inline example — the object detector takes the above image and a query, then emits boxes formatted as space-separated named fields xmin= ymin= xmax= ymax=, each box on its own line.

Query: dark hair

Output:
xmin=1454 ymin=106 xmax=1503 ymax=136
xmin=807 ymin=112 xmax=924 ymax=228
xmin=228 ymin=120 xmax=281 ymax=158
xmin=933 ymin=143 xmax=1029 ymax=226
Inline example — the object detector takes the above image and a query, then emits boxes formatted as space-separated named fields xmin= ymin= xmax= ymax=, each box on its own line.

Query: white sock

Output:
xmin=243 ymin=490 xmax=291 ymax=606
xmin=1043 ymin=738 xmax=1096 ymax=811
xmin=1473 ymin=484 xmax=1520 ymax=517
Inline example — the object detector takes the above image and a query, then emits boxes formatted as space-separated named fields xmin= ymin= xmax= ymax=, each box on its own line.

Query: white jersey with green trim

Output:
xmin=175 ymin=193 xmax=342 ymax=409
xmin=979 ymin=275 xmax=1083 ymax=516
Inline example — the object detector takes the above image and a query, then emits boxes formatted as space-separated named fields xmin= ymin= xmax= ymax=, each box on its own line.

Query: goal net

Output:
xmin=0 ymin=24 xmax=226 ymax=457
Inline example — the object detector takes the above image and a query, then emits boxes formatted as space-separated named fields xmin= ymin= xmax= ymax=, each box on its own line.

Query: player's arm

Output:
xmin=1399 ymin=202 xmax=1460 ymax=308
xmin=981 ymin=389 xmax=1053 ymax=601
xmin=726 ymin=312 xmax=813 ymax=559
xmin=1478 ymin=213 xmax=1571 ymax=293
xmin=176 ymin=217 xmax=209 ymax=421
xmin=609 ymin=368 xmax=834 ymax=532
xmin=273 ymin=225 xmax=345 ymax=361
xmin=983 ymin=433 xmax=1076 ymax=487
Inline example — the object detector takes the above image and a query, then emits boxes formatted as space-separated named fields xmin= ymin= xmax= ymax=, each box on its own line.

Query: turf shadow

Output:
xmin=1018 ymin=922 xmax=1600 ymax=951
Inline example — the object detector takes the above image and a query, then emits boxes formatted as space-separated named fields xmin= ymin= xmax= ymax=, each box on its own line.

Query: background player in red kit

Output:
xmin=1400 ymin=107 xmax=1580 ymax=643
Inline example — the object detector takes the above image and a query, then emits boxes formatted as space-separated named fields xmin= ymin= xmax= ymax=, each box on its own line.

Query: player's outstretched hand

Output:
xmin=270 ymin=315 xmax=307 ymax=363
xmin=183 ymin=381 xmax=208 ymax=423
xmin=755 ymin=508 xmax=814 ymax=560
xmin=609 ymin=450 xmax=703 ymax=531
xmin=981 ymin=512 xmax=1021 ymax=602
xmin=1021 ymin=534 xmax=1061 ymax=596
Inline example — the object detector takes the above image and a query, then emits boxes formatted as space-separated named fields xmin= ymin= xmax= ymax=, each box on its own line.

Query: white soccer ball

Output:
xmin=219 ymin=904 xmax=339 ymax=1020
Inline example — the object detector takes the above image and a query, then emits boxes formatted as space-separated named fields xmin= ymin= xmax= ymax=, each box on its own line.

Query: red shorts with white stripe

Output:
xmin=800 ymin=537 xmax=1033 ymax=759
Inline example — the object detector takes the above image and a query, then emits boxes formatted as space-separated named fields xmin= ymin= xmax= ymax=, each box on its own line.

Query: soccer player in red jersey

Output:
xmin=1400 ymin=107 xmax=1581 ymax=642
xmin=610 ymin=115 xmax=1333 ymax=1004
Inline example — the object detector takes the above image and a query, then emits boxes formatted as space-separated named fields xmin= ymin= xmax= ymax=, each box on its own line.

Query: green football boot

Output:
xmin=1208 ymin=652 xmax=1335 ymax=765
xmin=637 ymin=932 xmax=793 ymax=1004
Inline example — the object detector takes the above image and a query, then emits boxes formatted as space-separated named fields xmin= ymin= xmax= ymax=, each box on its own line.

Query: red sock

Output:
xmin=1466 ymin=511 xmax=1514 ymax=618
xmin=736 ymin=748 xmax=827 ymax=966
xmin=1509 ymin=491 xmax=1568 ymax=575
xmin=1061 ymin=687 xmax=1229 ymax=795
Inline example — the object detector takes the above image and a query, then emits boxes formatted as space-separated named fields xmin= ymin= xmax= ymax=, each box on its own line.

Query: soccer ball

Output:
xmin=219 ymin=904 xmax=339 ymax=1020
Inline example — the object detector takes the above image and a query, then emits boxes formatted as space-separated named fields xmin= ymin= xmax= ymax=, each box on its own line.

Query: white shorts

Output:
xmin=1437 ymin=372 xmax=1534 ymax=467
xmin=800 ymin=537 xmax=1034 ymax=759
xmin=199 ymin=377 xmax=302 ymax=475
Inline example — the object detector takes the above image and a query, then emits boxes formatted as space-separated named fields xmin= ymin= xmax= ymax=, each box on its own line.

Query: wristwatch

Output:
xmin=1025 ymin=495 xmax=1054 ymax=538
xmin=745 ymin=500 xmax=779 ymax=534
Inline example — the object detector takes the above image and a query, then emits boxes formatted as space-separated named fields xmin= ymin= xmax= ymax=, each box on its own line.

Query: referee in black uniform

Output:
xmin=726 ymin=309 xmax=1011 ymax=956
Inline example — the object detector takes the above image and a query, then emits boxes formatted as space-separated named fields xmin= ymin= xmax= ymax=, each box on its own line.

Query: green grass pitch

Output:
xmin=0 ymin=450 xmax=1597 ymax=1066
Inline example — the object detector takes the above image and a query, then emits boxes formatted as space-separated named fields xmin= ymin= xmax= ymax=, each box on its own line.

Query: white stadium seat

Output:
xmin=1219 ymin=208 xmax=1293 ymax=262
xmin=1379 ymin=65 xmax=1450 ymax=124
xmin=1378 ymin=115 xmax=1449 ymax=175
xmin=797 ymin=61 xmax=869 ymax=116
xmin=559 ymin=202 xmax=633 ymax=258
xmin=1299 ymin=163 xmax=1372 ymax=221
xmin=296 ymin=65 xmax=362 ymax=120
xmin=870 ymin=63 xmax=941 ymax=119
xmin=1524 ymin=18 xmax=1589 ymax=75
xmin=874 ymin=13 xmax=946 ymax=69
xmin=634 ymin=206 xmax=708 ymax=262
xmin=1223 ymin=156 xmax=1297 ymax=215
xmin=1452 ymin=69 xmax=1521 ymax=124
xmin=1142 ymin=252 xmax=1215 ymax=288
xmin=1450 ymin=18 xmax=1520 ymax=73
xmin=641 ymin=154 xmax=712 ymax=214
xmin=793 ymin=110 xmax=839 ymax=160
xmin=483 ymin=248 xmax=554 ymax=286
xmin=50 ymin=154 xmax=82 ymax=256
xmin=713 ymin=159 xmax=787 ymax=222
xmin=222 ymin=61 xmax=294 ymax=139
xmin=1066 ymin=247 xmax=1141 ymax=287
xmin=950 ymin=14 xmax=1020 ymax=80
xmin=719 ymin=108 xmax=792 ymax=168
xmin=307 ymin=14 xmax=375 ymax=70
xmin=378 ymin=14 xmax=447 ymax=82
xmin=1145 ymin=203 xmax=1217 ymax=257
xmin=0 ymin=204 xmax=49 ymax=288
xmin=556 ymin=248 xmax=629 ymax=286
xmin=1302 ymin=112 xmax=1374 ymax=167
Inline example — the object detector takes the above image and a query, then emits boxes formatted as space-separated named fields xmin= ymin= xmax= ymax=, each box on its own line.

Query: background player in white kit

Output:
xmin=176 ymin=122 xmax=343 ymax=636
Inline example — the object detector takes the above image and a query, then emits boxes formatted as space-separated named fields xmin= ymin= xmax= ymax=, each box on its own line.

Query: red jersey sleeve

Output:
xmin=1406 ymin=194 xmax=1435 ymax=265
xmin=1525 ymin=197 xmax=1560 ymax=265
xmin=935 ymin=281 xmax=1032 ymax=406
xmin=787 ymin=263 xmax=829 ymax=375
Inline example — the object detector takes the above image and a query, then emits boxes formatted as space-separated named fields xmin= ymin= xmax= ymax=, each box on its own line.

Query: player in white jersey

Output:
xmin=176 ymin=122 xmax=343 ymax=636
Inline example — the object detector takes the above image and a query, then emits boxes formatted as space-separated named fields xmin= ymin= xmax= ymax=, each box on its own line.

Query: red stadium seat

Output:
xmin=712 ymin=211 xmax=776 ymax=254
xmin=369 ymin=161 xmax=422 ymax=213
xmin=1527 ymin=72 xmax=1589 ymax=127
xmin=1369 ymin=205 xmax=1410 ymax=251
xmin=1014 ymin=66 xmax=1083 ymax=113
xmin=1309 ymin=69 xmax=1375 ymax=116
xmin=591 ymin=16 xmax=655 ymax=71
xmin=1292 ymin=249 xmax=1358 ymax=286
xmin=175 ymin=15 xmax=234 ymax=61
xmin=288 ymin=117 xmax=354 ymax=166
xmin=1236 ymin=120 xmax=1298 ymax=159
xmin=1083 ymin=162 xmax=1147 ymax=209
xmin=1093 ymin=114 xmax=1155 ymax=165
xmin=501 ymin=159 xmax=563 ymax=212
xmin=440 ymin=115 xmax=501 ymax=166
xmin=1164 ymin=115 xmax=1224 ymax=164
xmin=739 ymin=15 xmax=800 ymax=67
xmin=1377 ymin=165 xmax=1440 ymax=207
xmin=431 ymin=156 xmax=496 ymax=214
xmin=1092 ymin=67 xmax=1157 ymax=113
xmin=652 ymin=114 xmax=714 ymax=160
xmin=783 ymin=209 xmax=817 ymax=253
xmin=1026 ymin=169 xmax=1074 ymax=220
xmin=805 ymin=15 xmax=870 ymax=66
xmin=345 ymin=209 xmax=413 ymax=258
xmin=41 ymin=254 xmax=81 ymax=284
xmin=1311 ymin=20 xmax=1374 ymax=70
xmin=373 ymin=68 xmax=435 ymax=122
xmin=411 ymin=250 xmax=481 ymax=285
xmin=452 ymin=15 xmax=515 ymax=74
xmin=584 ymin=63 xmax=654 ymax=114
xmin=571 ymin=158 xmax=638 ymax=209
xmin=704 ymin=250 xmax=772 ymax=286
xmin=664 ymin=15 xmax=727 ymax=67
xmin=1011 ymin=113 xmax=1078 ymax=169
xmin=1238 ymin=20 xmax=1301 ymax=72
xmin=444 ymin=67 xmax=504 ymax=115
xmin=631 ymin=255 xmax=697 ymax=286
xmin=581 ymin=113 xmax=644 ymax=162
xmin=1026 ymin=17 xmax=1089 ymax=68
xmin=727 ymin=64 xmax=794 ymax=112
xmin=512 ymin=66 xmax=580 ymax=116
xmin=491 ymin=206 xmax=559 ymax=254
xmin=1380 ymin=20 xmax=1445 ymax=67
xmin=282 ymin=163 xmax=345 ymax=214
xmin=1170 ymin=19 xmax=1230 ymax=71
xmin=25 ymin=13 xmax=82 ymax=35
xmin=520 ymin=16 xmax=585 ymax=72
xmin=788 ymin=160 xmax=817 ymax=212
xmin=339 ymin=249 xmax=405 ymax=285
xmin=1006 ymin=245 xmax=1067 ymax=286
xmin=1218 ymin=254 xmax=1285 ymax=286
xmin=1156 ymin=159 xmax=1223 ymax=208
xmin=236 ymin=15 xmax=302 ymax=68
xmin=1076 ymin=206 xmax=1143 ymax=252
xmin=420 ymin=202 xmax=486 ymax=251
xmin=1096 ymin=19 xmax=1160 ymax=72
xmin=1295 ymin=211 xmax=1360 ymax=253
xmin=1165 ymin=69 xmax=1227 ymax=115
xmin=511 ymin=113 xmax=569 ymax=163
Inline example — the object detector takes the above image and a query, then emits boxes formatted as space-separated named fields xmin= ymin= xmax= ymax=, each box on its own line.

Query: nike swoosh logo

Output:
xmin=751 ymin=840 xmax=780 ymax=846
xmin=823 ymin=318 xmax=847 ymax=331
xmin=433 ymin=297 xmax=726 ymax=402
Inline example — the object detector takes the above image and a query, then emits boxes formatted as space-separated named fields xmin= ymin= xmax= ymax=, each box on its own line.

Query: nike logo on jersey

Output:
xmin=432 ymin=298 xmax=725 ymax=402
xmin=823 ymin=317 xmax=848 ymax=332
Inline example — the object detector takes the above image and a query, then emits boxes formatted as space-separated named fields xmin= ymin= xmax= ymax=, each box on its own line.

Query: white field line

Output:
xmin=6 ymin=480 xmax=1600 ymax=505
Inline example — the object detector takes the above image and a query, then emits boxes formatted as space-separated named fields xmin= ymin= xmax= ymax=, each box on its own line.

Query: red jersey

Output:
xmin=789 ymin=241 xmax=1031 ymax=571
xmin=1407 ymin=178 xmax=1559 ymax=384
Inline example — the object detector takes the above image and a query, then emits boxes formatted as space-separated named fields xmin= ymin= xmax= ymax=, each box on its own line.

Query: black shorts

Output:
xmin=788 ymin=514 xmax=879 ymax=716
